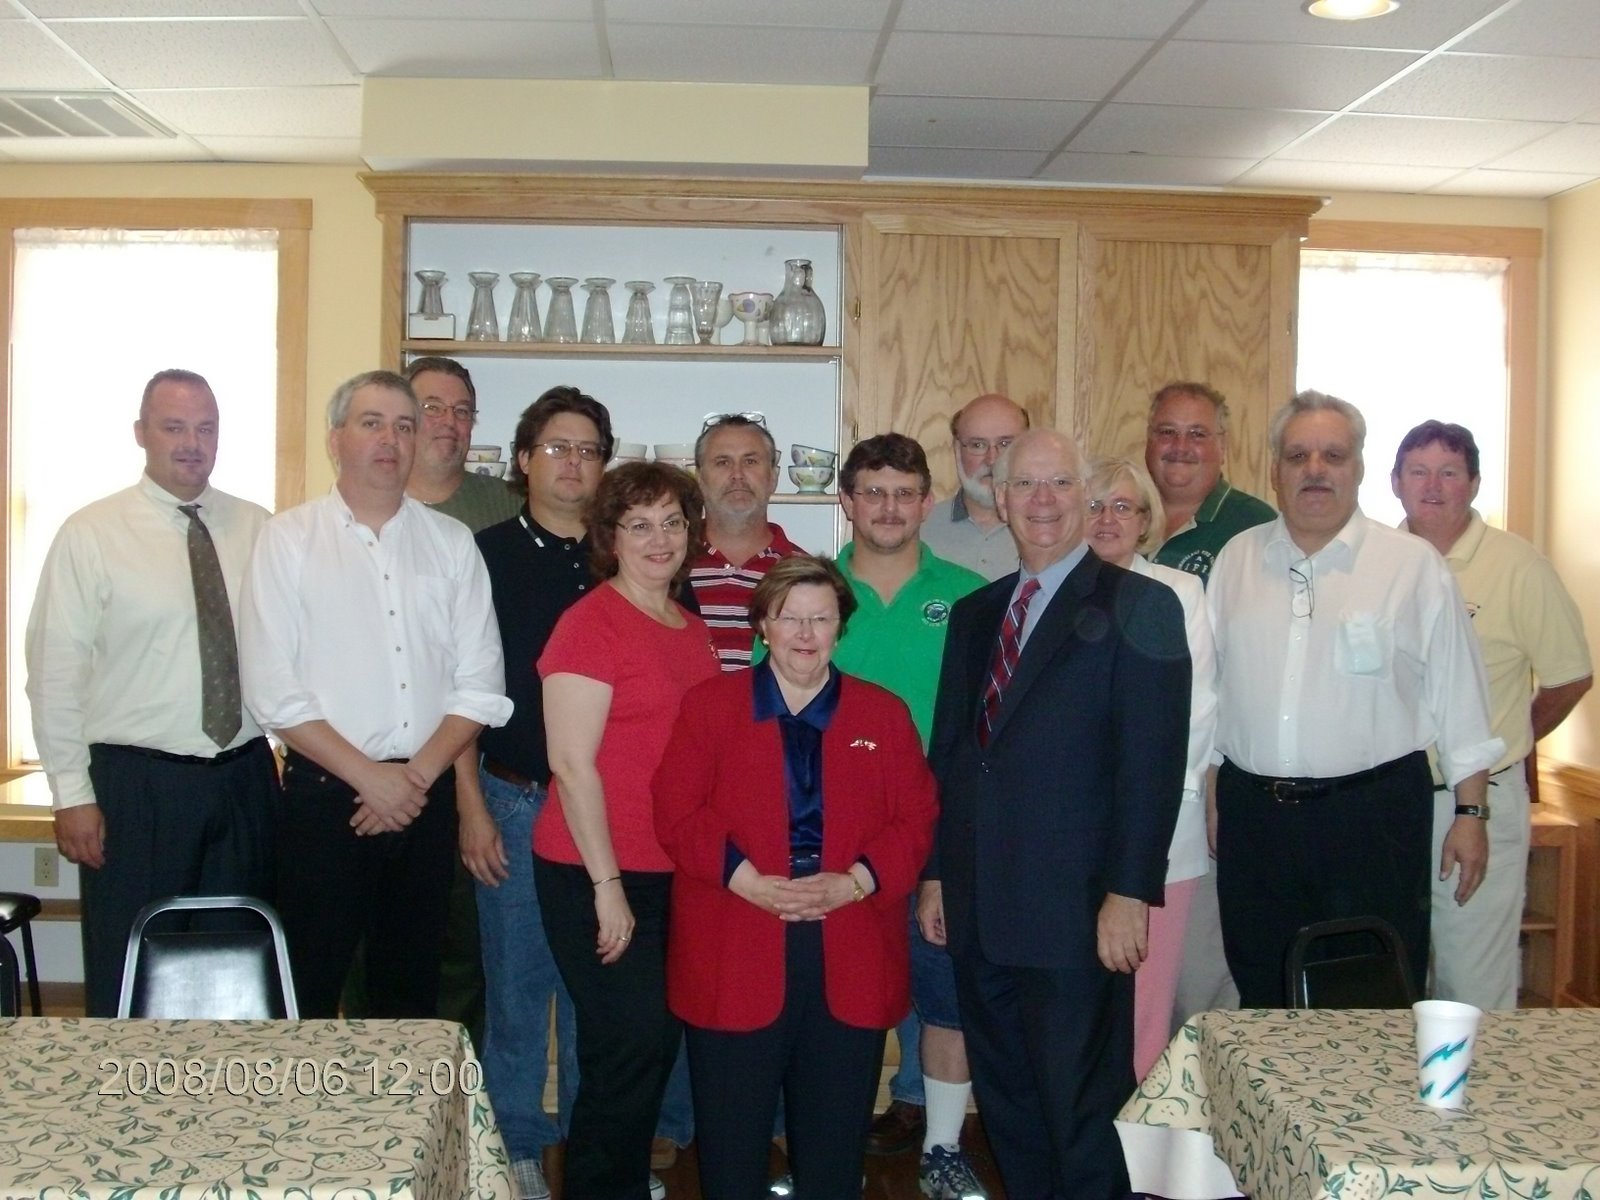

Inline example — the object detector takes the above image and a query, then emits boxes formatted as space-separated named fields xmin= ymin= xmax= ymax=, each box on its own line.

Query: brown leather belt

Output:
xmin=482 ymin=756 xmax=537 ymax=790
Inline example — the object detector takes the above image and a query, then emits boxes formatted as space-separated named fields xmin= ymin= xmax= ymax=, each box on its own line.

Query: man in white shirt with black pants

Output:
xmin=27 ymin=368 xmax=278 ymax=1017
xmin=240 ymin=370 xmax=511 ymax=1019
xmin=1207 ymin=390 xmax=1502 ymax=1007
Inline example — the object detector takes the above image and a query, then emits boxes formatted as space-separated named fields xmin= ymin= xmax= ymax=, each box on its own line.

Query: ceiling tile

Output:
xmin=1277 ymin=113 xmax=1559 ymax=167
xmin=1452 ymin=0 xmax=1600 ymax=58
xmin=313 ymin=0 xmax=590 ymax=15
xmin=194 ymin=134 xmax=362 ymax=162
xmin=327 ymin=18 xmax=600 ymax=78
xmin=876 ymin=32 xmax=1153 ymax=100
xmin=1070 ymin=103 xmax=1327 ymax=159
xmin=1233 ymin=158 xmax=1461 ymax=191
xmin=871 ymin=96 xmax=1092 ymax=150
xmin=128 ymin=85 xmax=361 ymax=137
xmin=1176 ymin=0 xmax=1506 ymax=50
xmin=0 ymin=20 xmax=105 ymax=89
xmin=895 ymin=0 xmax=1193 ymax=39
xmin=1428 ymin=167 xmax=1597 ymax=196
xmin=1035 ymin=151 xmax=1256 ymax=187
xmin=606 ymin=0 xmax=890 ymax=29
xmin=1119 ymin=42 xmax=1420 ymax=110
xmin=1487 ymin=122 xmax=1600 ymax=172
xmin=45 ymin=18 xmax=353 ymax=88
xmin=866 ymin=144 xmax=1046 ymax=179
xmin=1359 ymin=52 xmax=1600 ymax=123
xmin=0 ymin=135 xmax=212 ymax=161
xmin=27 ymin=0 xmax=301 ymax=14
xmin=608 ymin=23 xmax=877 ymax=85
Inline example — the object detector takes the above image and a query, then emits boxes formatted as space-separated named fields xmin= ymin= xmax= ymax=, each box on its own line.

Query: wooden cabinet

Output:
xmin=364 ymin=174 xmax=1319 ymax=507
xmin=1523 ymin=809 xmax=1578 ymax=1007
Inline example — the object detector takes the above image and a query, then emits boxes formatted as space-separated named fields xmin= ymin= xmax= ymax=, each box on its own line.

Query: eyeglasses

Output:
xmin=532 ymin=440 xmax=604 ymax=461
xmin=1087 ymin=498 xmax=1146 ymax=520
xmin=1290 ymin=562 xmax=1314 ymax=618
xmin=617 ymin=516 xmax=690 ymax=539
xmin=701 ymin=411 xmax=768 ymax=430
xmin=770 ymin=614 xmax=840 ymax=633
xmin=420 ymin=401 xmax=478 ymax=424
xmin=1001 ymin=476 xmax=1078 ymax=498
xmin=852 ymin=485 xmax=926 ymax=505
xmin=1150 ymin=424 xmax=1217 ymax=445
xmin=956 ymin=436 xmax=1016 ymax=456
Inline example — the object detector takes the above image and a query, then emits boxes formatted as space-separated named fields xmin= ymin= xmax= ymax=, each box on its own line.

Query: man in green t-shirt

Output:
xmin=833 ymin=434 xmax=988 ymax=1200
xmin=405 ymin=356 xmax=521 ymax=533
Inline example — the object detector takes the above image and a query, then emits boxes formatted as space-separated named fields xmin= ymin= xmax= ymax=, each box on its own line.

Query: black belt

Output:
xmin=482 ymin=756 xmax=538 ymax=790
xmin=789 ymin=852 xmax=822 ymax=878
xmin=98 ymin=737 xmax=266 ymax=767
xmin=1227 ymin=751 xmax=1424 ymax=804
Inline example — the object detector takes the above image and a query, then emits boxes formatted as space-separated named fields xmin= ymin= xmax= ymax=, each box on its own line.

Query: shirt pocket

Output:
xmin=1335 ymin=610 xmax=1391 ymax=677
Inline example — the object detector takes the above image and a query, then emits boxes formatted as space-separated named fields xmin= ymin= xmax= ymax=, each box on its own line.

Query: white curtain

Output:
xmin=1297 ymin=249 xmax=1508 ymax=530
xmin=9 ymin=227 xmax=279 ymax=763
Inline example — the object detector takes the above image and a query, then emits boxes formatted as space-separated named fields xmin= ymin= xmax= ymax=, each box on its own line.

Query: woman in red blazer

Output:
xmin=654 ymin=554 xmax=938 ymax=1200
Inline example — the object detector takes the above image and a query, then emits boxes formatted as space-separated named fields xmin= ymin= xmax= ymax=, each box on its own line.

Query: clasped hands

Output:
xmin=350 ymin=760 xmax=430 ymax=835
xmin=731 ymin=864 xmax=864 ymax=921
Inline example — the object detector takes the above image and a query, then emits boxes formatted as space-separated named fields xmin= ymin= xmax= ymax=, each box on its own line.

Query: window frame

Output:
xmin=1301 ymin=220 xmax=1542 ymax=541
xmin=0 ymin=197 xmax=310 ymax=778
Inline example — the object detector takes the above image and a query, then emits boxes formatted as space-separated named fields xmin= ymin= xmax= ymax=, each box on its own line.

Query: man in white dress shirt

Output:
xmin=27 ymin=368 xmax=278 ymax=1017
xmin=1207 ymin=390 xmax=1502 ymax=1007
xmin=240 ymin=370 xmax=511 ymax=1019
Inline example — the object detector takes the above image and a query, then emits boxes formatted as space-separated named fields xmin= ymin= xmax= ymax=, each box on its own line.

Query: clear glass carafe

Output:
xmin=581 ymin=277 xmax=617 ymax=344
xmin=506 ymin=272 xmax=542 ymax=342
xmin=466 ymin=271 xmax=500 ymax=341
xmin=663 ymin=276 xmax=696 ymax=345
xmin=544 ymin=277 xmax=579 ymax=344
xmin=768 ymin=258 xmax=826 ymax=346
xmin=414 ymin=269 xmax=446 ymax=317
xmin=622 ymin=281 xmax=656 ymax=344
xmin=691 ymin=280 xmax=723 ymax=345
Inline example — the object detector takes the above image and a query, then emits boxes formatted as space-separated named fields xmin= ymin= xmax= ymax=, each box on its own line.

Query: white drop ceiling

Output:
xmin=2 ymin=0 xmax=1598 ymax=197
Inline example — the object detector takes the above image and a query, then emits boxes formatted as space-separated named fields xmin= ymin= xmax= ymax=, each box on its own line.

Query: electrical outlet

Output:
xmin=33 ymin=846 xmax=59 ymax=888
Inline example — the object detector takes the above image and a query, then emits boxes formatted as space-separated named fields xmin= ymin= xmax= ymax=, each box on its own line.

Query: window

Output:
xmin=1297 ymin=221 xmax=1541 ymax=537
xmin=0 ymin=199 xmax=310 ymax=775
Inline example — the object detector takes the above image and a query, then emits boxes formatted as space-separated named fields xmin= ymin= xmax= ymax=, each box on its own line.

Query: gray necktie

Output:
xmin=178 ymin=504 xmax=242 ymax=748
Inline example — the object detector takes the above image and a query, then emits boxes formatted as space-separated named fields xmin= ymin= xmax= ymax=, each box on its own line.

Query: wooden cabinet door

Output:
xmin=855 ymin=213 xmax=1079 ymax=500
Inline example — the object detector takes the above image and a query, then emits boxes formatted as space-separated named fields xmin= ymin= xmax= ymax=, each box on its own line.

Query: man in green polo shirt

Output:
xmin=834 ymin=433 xmax=987 ymax=1200
xmin=1143 ymin=380 xmax=1274 ymax=1039
xmin=1146 ymin=381 xmax=1275 ymax=583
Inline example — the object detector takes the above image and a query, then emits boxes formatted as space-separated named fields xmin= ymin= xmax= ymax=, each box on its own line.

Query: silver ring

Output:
xmin=619 ymin=934 xmax=630 ymax=942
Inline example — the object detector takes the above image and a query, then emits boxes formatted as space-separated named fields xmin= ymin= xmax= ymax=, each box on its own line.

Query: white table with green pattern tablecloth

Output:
xmin=0 ymin=1017 xmax=513 ymax=1200
xmin=1118 ymin=1007 xmax=1600 ymax=1200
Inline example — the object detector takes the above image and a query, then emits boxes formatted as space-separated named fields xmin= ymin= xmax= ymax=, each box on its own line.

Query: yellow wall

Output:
xmin=0 ymin=162 xmax=381 ymax=497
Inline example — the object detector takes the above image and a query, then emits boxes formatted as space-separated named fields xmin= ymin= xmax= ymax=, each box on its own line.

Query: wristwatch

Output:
xmin=1455 ymin=803 xmax=1491 ymax=820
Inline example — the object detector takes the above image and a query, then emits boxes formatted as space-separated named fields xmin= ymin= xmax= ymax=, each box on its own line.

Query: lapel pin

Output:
xmin=849 ymin=738 xmax=877 ymax=750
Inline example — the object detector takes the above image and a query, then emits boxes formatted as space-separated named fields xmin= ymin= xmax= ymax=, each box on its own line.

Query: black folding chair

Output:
xmin=117 ymin=895 xmax=298 ymax=1019
xmin=1285 ymin=916 xmax=1415 ymax=1009
xmin=0 ymin=933 xmax=21 ymax=1017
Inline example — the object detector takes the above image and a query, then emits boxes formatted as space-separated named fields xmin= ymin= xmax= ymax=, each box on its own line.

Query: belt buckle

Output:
xmin=1270 ymin=779 xmax=1301 ymax=804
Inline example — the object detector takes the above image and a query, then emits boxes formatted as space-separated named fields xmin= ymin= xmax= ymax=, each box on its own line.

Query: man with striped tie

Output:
xmin=925 ymin=428 xmax=1191 ymax=1200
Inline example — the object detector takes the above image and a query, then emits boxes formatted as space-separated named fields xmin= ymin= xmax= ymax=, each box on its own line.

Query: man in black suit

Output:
xmin=923 ymin=428 xmax=1191 ymax=1200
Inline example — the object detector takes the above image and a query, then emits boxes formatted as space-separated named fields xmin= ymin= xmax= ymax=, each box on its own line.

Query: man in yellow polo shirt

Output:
xmin=1393 ymin=419 xmax=1592 ymax=1010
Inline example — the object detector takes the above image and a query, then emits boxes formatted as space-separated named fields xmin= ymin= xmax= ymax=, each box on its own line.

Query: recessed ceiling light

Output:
xmin=1304 ymin=0 xmax=1399 ymax=18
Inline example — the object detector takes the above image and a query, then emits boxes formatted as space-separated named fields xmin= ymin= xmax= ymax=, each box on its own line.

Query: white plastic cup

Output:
xmin=1413 ymin=999 xmax=1482 ymax=1109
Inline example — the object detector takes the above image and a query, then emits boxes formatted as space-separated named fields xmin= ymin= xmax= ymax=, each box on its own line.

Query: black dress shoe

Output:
xmin=865 ymin=1099 xmax=925 ymax=1156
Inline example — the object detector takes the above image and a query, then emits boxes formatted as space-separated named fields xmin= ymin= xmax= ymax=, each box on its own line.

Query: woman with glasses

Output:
xmin=1082 ymin=456 xmax=1218 ymax=1080
xmin=653 ymin=555 xmax=938 ymax=1200
xmin=535 ymin=461 xmax=721 ymax=1200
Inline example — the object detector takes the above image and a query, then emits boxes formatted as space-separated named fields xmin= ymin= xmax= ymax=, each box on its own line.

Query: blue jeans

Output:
xmin=477 ymin=771 xmax=578 ymax=1159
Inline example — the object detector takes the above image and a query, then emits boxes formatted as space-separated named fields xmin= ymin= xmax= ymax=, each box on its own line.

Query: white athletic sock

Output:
xmin=922 ymin=1077 xmax=971 ymax=1155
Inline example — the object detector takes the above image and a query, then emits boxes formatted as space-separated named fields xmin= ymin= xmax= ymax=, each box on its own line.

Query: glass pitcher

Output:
xmin=768 ymin=259 xmax=826 ymax=346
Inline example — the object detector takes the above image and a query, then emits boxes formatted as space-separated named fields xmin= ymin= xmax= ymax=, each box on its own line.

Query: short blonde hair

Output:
xmin=1084 ymin=455 xmax=1166 ymax=557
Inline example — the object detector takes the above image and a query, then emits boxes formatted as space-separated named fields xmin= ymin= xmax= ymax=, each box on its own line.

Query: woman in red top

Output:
xmin=654 ymin=555 xmax=938 ymax=1200
xmin=535 ymin=461 xmax=720 ymax=1200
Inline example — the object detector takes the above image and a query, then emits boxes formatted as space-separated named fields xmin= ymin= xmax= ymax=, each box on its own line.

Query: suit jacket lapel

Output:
xmin=986 ymin=551 xmax=1101 ymax=744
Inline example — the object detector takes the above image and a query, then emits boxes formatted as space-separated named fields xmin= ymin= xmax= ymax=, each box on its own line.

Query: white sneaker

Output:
xmin=511 ymin=1159 xmax=550 ymax=1200
xmin=649 ymin=1174 xmax=667 ymax=1200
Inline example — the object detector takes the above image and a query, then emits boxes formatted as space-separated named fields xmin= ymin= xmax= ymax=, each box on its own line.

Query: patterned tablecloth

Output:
xmin=0 ymin=1018 xmax=513 ymax=1200
xmin=1119 ymin=1007 xmax=1600 ymax=1200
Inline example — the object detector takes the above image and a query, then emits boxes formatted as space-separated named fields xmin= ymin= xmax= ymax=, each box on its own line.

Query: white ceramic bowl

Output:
xmin=791 ymin=444 xmax=837 ymax=468
xmin=466 ymin=444 xmax=503 ymax=462
xmin=788 ymin=465 xmax=835 ymax=493
xmin=654 ymin=442 xmax=696 ymax=461
xmin=468 ymin=460 xmax=508 ymax=478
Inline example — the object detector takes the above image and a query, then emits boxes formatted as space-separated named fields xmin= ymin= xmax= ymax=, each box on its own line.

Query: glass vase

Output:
xmin=581 ymin=277 xmax=617 ymax=344
xmin=622 ymin=281 xmax=656 ymax=344
xmin=768 ymin=258 xmax=826 ymax=346
xmin=691 ymin=280 xmax=723 ymax=345
xmin=465 ymin=271 xmax=500 ymax=341
xmin=544 ymin=277 xmax=579 ymax=344
xmin=663 ymin=276 xmax=696 ymax=345
xmin=414 ymin=269 xmax=446 ymax=317
xmin=506 ymin=272 xmax=542 ymax=342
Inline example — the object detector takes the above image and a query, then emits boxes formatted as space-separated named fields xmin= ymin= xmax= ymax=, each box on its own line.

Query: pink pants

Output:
xmin=1134 ymin=876 xmax=1199 ymax=1081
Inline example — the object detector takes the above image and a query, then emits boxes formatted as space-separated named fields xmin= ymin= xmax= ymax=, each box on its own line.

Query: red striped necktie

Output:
xmin=978 ymin=578 xmax=1041 ymax=748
